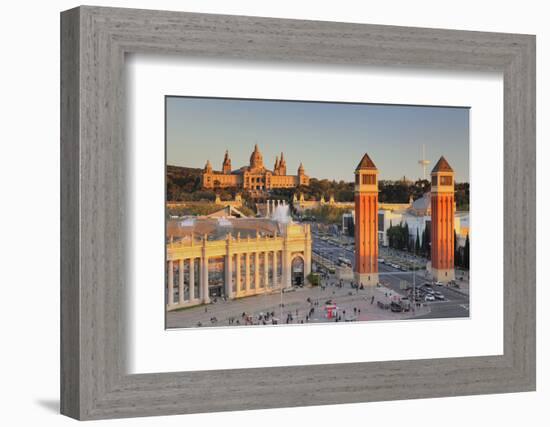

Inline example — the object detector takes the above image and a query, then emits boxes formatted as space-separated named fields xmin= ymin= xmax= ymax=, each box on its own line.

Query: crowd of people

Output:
xmin=193 ymin=274 xmax=384 ymax=327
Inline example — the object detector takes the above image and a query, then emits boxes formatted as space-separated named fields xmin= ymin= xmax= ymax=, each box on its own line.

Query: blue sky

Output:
xmin=166 ymin=96 xmax=469 ymax=182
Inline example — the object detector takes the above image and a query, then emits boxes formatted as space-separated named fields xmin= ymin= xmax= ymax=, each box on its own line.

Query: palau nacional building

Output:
xmin=201 ymin=144 xmax=310 ymax=193
xmin=166 ymin=151 xmax=457 ymax=311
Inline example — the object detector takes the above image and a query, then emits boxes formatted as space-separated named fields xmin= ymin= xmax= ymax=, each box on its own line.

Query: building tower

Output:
xmin=354 ymin=153 xmax=379 ymax=286
xmin=204 ymin=159 xmax=212 ymax=174
xmin=418 ymin=144 xmax=430 ymax=180
xmin=273 ymin=155 xmax=280 ymax=175
xmin=279 ymin=152 xmax=287 ymax=175
xmin=222 ymin=150 xmax=232 ymax=174
xmin=297 ymin=162 xmax=307 ymax=185
xmin=249 ymin=144 xmax=264 ymax=171
xmin=430 ymin=156 xmax=455 ymax=282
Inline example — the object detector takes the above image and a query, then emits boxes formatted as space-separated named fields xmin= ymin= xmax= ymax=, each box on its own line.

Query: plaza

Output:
xmin=166 ymin=265 xmax=469 ymax=329
xmin=166 ymin=275 xmax=424 ymax=328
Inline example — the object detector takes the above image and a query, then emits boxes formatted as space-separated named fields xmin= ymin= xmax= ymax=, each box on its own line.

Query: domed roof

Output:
xmin=249 ymin=144 xmax=264 ymax=170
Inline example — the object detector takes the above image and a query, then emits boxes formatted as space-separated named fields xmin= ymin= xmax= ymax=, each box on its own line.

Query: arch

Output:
xmin=291 ymin=254 xmax=305 ymax=287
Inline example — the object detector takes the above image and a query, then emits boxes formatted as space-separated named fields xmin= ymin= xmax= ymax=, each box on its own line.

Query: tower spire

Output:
xmin=430 ymin=155 xmax=455 ymax=283
xmin=354 ymin=152 xmax=379 ymax=286
xmin=222 ymin=149 xmax=232 ymax=174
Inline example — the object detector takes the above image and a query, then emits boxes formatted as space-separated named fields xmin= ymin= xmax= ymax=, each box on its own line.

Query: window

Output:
xmin=355 ymin=174 xmax=359 ymax=185
xmin=362 ymin=174 xmax=376 ymax=185
xmin=440 ymin=176 xmax=453 ymax=186
xmin=431 ymin=176 xmax=438 ymax=186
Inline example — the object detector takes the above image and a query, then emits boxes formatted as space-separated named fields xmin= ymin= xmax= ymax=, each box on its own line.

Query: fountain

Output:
xmin=217 ymin=216 xmax=233 ymax=227
xmin=271 ymin=202 xmax=291 ymax=224
xmin=180 ymin=217 xmax=195 ymax=227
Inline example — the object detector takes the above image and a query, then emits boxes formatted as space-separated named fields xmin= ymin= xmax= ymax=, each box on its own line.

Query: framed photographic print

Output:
xmin=61 ymin=6 xmax=536 ymax=420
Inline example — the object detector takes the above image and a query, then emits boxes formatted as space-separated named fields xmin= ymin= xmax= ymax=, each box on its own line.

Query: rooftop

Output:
xmin=431 ymin=156 xmax=454 ymax=173
xmin=355 ymin=153 xmax=377 ymax=171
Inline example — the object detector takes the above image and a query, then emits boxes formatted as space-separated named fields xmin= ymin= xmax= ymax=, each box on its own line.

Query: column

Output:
xmin=245 ymin=253 xmax=251 ymax=292
xmin=304 ymin=224 xmax=312 ymax=276
xmin=178 ymin=259 xmax=185 ymax=304
xmin=167 ymin=260 xmax=174 ymax=306
xmin=189 ymin=258 xmax=195 ymax=301
xmin=254 ymin=252 xmax=260 ymax=290
xmin=236 ymin=253 xmax=241 ymax=294
xmin=263 ymin=251 xmax=269 ymax=290
xmin=201 ymin=256 xmax=210 ymax=304
xmin=282 ymin=243 xmax=291 ymax=288
xmin=225 ymin=253 xmax=233 ymax=299
xmin=272 ymin=250 xmax=277 ymax=288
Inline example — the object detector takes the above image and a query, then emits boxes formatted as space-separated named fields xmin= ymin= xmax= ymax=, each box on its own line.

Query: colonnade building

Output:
xmin=166 ymin=217 xmax=312 ymax=311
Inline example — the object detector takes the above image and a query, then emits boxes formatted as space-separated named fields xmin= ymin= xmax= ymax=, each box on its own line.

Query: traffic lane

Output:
xmin=313 ymin=240 xmax=355 ymax=267
xmin=313 ymin=240 xmax=468 ymax=302
xmin=413 ymin=301 xmax=469 ymax=319
xmin=382 ymin=279 xmax=469 ymax=304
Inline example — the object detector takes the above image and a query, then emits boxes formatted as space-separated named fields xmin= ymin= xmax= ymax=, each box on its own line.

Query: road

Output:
xmin=311 ymin=230 xmax=469 ymax=319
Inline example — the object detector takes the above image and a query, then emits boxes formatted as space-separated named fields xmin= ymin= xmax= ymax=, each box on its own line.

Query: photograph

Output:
xmin=165 ymin=96 xmax=470 ymax=329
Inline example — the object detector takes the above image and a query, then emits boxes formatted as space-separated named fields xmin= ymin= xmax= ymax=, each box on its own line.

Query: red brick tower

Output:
xmin=354 ymin=153 xmax=379 ymax=286
xmin=430 ymin=156 xmax=455 ymax=282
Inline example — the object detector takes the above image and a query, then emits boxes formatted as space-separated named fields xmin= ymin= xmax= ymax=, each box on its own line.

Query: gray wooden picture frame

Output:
xmin=60 ymin=5 xmax=536 ymax=421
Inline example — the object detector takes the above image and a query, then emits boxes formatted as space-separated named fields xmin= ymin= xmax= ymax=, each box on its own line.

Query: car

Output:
xmin=390 ymin=301 xmax=403 ymax=312
xmin=377 ymin=301 xmax=390 ymax=310
xmin=434 ymin=292 xmax=445 ymax=300
xmin=424 ymin=294 xmax=436 ymax=302
xmin=435 ymin=281 xmax=444 ymax=287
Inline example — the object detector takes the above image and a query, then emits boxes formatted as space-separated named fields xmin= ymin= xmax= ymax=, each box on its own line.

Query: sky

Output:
xmin=166 ymin=96 xmax=469 ymax=183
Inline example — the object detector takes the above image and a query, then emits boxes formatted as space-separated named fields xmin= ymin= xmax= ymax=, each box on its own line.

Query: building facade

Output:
xmin=430 ymin=156 xmax=456 ymax=282
xmin=354 ymin=153 xmax=379 ymax=286
xmin=201 ymin=145 xmax=309 ymax=193
xmin=166 ymin=219 xmax=312 ymax=311
xmin=292 ymin=193 xmax=355 ymax=214
xmin=377 ymin=192 xmax=469 ymax=249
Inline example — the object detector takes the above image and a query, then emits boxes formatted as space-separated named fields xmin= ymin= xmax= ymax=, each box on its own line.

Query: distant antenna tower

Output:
xmin=418 ymin=145 xmax=430 ymax=180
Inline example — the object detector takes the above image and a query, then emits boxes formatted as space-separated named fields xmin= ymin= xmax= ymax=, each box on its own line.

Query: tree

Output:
xmin=423 ymin=224 xmax=431 ymax=260
xmin=404 ymin=222 xmax=410 ymax=251
xmin=464 ymin=233 xmax=470 ymax=270
xmin=454 ymin=230 xmax=460 ymax=267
